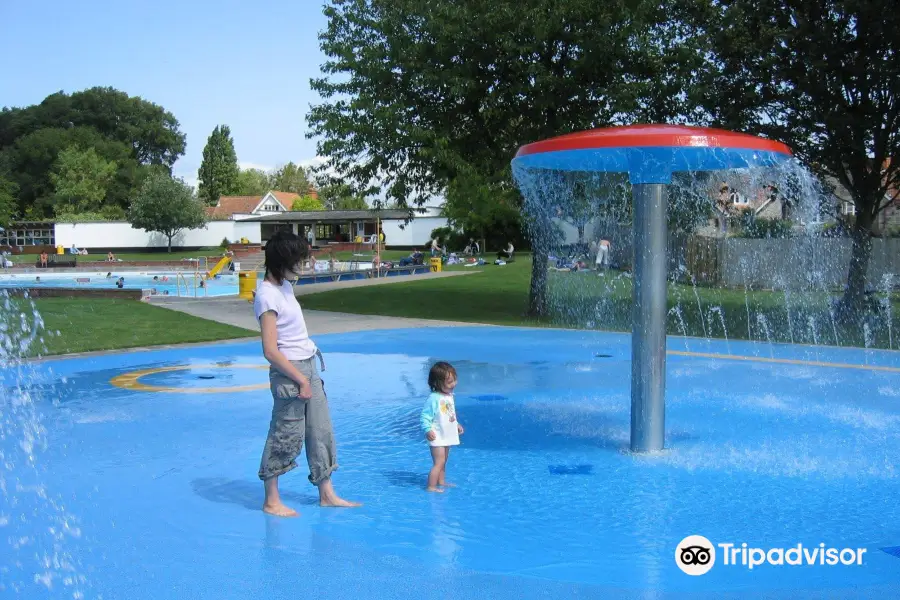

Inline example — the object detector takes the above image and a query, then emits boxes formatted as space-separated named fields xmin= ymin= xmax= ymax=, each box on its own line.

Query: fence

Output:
xmin=584 ymin=222 xmax=899 ymax=289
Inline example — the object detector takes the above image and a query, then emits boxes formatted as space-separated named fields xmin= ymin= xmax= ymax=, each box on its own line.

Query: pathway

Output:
xmin=148 ymin=270 xmax=482 ymax=335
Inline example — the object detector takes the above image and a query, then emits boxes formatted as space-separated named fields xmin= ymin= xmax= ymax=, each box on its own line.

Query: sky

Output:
xmin=0 ymin=0 xmax=331 ymax=188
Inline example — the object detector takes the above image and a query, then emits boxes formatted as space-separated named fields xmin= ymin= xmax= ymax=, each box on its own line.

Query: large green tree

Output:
xmin=235 ymin=168 xmax=272 ymax=196
xmin=49 ymin=146 xmax=118 ymax=216
xmin=0 ymin=87 xmax=185 ymax=217
xmin=129 ymin=172 xmax=208 ymax=252
xmin=318 ymin=182 xmax=368 ymax=210
xmin=292 ymin=195 xmax=324 ymax=211
xmin=197 ymin=125 xmax=240 ymax=205
xmin=0 ymin=176 xmax=17 ymax=227
xmin=308 ymin=0 xmax=701 ymax=315
xmin=270 ymin=162 xmax=311 ymax=195
xmin=689 ymin=0 xmax=900 ymax=317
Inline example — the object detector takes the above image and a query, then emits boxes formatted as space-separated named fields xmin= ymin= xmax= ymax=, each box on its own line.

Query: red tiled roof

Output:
xmin=271 ymin=191 xmax=301 ymax=206
xmin=206 ymin=188 xmax=320 ymax=219
xmin=206 ymin=195 xmax=262 ymax=220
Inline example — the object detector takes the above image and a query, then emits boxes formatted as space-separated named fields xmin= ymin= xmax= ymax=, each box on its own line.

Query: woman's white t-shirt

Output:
xmin=253 ymin=279 xmax=318 ymax=361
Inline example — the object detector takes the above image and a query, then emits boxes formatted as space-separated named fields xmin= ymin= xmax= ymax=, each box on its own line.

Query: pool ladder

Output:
xmin=175 ymin=271 xmax=208 ymax=298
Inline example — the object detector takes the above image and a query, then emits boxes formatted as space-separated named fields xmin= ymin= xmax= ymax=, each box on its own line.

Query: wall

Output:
xmin=54 ymin=221 xmax=262 ymax=250
xmin=3 ymin=287 xmax=144 ymax=300
xmin=381 ymin=216 xmax=448 ymax=247
xmin=719 ymin=238 xmax=900 ymax=289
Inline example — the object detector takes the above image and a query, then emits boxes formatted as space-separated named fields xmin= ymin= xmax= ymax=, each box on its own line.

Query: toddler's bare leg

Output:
xmin=427 ymin=446 xmax=447 ymax=492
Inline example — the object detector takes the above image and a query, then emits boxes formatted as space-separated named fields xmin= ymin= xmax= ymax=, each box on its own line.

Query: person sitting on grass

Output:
xmin=421 ymin=361 xmax=464 ymax=493
xmin=107 ymin=251 xmax=117 ymax=262
xmin=497 ymin=242 xmax=514 ymax=262
xmin=254 ymin=230 xmax=360 ymax=517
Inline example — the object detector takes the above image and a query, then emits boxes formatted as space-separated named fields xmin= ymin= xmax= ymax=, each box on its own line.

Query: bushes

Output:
xmin=428 ymin=226 xmax=468 ymax=251
xmin=732 ymin=211 xmax=793 ymax=238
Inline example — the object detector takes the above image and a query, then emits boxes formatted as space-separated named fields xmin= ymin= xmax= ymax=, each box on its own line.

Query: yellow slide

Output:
xmin=206 ymin=255 xmax=232 ymax=278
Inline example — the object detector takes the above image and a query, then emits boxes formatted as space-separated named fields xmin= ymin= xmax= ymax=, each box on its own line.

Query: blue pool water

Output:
xmin=2 ymin=327 xmax=899 ymax=599
xmin=0 ymin=271 xmax=238 ymax=297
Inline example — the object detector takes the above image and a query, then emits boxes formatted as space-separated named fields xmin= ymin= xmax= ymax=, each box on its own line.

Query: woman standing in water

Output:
xmin=254 ymin=230 xmax=359 ymax=516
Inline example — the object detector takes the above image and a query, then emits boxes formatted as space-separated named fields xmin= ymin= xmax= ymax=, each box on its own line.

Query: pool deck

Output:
xmin=147 ymin=270 xmax=481 ymax=335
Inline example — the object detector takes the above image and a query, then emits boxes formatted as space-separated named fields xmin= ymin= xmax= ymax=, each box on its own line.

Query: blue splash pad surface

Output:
xmin=3 ymin=327 xmax=900 ymax=599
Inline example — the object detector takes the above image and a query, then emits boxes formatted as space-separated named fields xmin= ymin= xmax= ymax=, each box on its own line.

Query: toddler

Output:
xmin=421 ymin=361 xmax=464 ymax=492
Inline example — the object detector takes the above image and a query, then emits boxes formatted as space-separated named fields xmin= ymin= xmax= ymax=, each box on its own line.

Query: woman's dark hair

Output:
xmin=428 ymin=361 xmax=457 ymax=392
xmin=264 ymin=230 xmax=309 ymax=283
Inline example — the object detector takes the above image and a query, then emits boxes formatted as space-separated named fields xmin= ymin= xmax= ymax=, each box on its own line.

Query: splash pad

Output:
xmin=513 ymin=125 xmax=793 ymax=452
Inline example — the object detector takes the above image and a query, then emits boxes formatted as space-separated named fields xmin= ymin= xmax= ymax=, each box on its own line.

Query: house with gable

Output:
xmin=206 ymin=190 xmax=313 ymax=221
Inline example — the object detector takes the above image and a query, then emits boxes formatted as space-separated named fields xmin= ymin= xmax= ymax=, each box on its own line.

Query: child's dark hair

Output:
xmin=428 ymin=361 xmax=457 ymax=392
xmin=264 ymin=230 xmax=309 ymax=283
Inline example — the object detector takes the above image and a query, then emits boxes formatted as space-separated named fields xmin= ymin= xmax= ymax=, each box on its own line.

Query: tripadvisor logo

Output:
xmin=675 ymin=536 xmax=868 ymax=575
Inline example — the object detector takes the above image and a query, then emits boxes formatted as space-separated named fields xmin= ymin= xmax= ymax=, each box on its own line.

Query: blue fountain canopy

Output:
xmin=512 ymin=125 xmax=794 ymax=184
xmin=512 ymin=146 xmax=793 ymax=185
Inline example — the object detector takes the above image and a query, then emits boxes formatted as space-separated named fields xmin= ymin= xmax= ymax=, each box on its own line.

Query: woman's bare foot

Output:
xmin=426 ymin=486 xmax=445 ymax=493
xmin=263 ymin=502 xmax=299 ymax=517
xmin=319 ymin=496 xmax=362 ymax=507
xmin=317 ymin=478 xmax=361 ymax=507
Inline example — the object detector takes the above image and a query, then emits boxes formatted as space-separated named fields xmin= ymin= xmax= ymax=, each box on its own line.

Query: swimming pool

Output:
xmin=0 ymin=270 xmax=239 ymax=297
xmin=3 ymin=327 xmax=899 ymax=599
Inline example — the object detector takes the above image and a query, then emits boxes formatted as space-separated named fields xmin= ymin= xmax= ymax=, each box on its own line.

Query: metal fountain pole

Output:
xmin=630 ymin=183 xmax=668 ymax=453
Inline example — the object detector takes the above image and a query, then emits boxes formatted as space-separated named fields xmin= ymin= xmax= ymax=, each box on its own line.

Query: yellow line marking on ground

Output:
xmin=668 ymin=350 xmax=900 ymax=373
xmin=109 ymin=364 xmax=269 ymax=393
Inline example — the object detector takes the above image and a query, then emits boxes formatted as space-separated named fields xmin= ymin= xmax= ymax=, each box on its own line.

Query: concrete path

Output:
xmin=148 ymin=296 xmax=479 ymax=335
xmin=148 ymin=270 xmax=485 ymax=335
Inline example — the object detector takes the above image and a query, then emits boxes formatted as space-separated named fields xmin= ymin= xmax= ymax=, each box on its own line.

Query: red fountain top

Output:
xmin=515 ymin=124 xmax=792 ymax=158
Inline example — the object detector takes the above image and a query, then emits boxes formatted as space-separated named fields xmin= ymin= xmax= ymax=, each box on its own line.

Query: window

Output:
xmin=731 ymin=192 xmax=749 ymax=206
xmin=0 ymin=224 xmax=55 ymax=248
xmin=316 ymin=224 xmax=335 ymax=240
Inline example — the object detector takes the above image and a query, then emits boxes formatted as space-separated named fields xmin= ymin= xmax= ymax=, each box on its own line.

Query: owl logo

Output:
xmin=675 ymin=535 xmax=715 ymax=575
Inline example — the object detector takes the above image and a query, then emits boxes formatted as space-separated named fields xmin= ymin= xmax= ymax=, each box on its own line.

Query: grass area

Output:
xmin=299 ymin=256 xmax=900 ymax=349
xmin=15 ymin=298 xmax=256 ymax=357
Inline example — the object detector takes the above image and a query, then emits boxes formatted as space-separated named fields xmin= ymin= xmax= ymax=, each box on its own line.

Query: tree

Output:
xmin=308 ymin=0 xmax=703 ymax=316
xmin=292 ymin=195 xmax=324 ymax=211
xmin=49 ymin=146 xmax=118 ymax=215
xmin=235 ymin=168 xmax=272 ymax=196
xmin=197 ymin=125 xmax=240 ymax=205
xmin=444 ymin=167 xmax=524 ymax=251
xmin=4 ymin=126 xmax=132 ymax=217
xmin=129 ymin=172 xmax=208 ymax=252
xmin=271 ymin=162 xmax=311 ymax=195
xmin=318 ymin=182 xmax=368 ymax=210
xmin=690 ymin=0 xmax=900 ymax=317
xmin=0 ymin=87 xmax=185 ymax=217
xmin=0 ymin=176 xmax=17 ymax=227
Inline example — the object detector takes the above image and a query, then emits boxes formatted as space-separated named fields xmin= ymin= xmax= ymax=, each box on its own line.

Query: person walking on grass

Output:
xmin=254 ymin=230 xmax=360 ymax=517
xmin=421 ymin=361 xmax=464 ymax=492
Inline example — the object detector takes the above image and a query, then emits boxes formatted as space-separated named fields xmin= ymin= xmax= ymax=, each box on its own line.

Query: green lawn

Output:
xmin=17 ymin=298 xmax=256 ymax=357
xmin=299 ymin=256 xmax=900 ymax=349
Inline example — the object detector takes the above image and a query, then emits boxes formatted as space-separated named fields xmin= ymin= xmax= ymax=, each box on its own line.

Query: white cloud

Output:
xmin=238 ymin=162 xmax=274 ymax=173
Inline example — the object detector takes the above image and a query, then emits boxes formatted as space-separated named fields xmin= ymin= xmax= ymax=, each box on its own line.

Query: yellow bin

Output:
xmin=56 ymin=245 xmax=64 ymax=255
xmin=429 ymin=257 xmax=442 ymax=273
xmin=238 ymin=271 xmax=258 ymax=301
